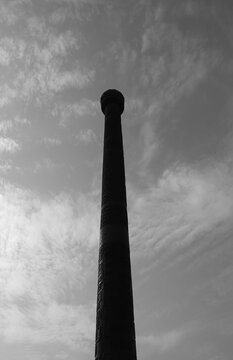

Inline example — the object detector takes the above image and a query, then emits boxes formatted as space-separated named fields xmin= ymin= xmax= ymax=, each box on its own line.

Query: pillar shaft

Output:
xmin=95 ymin=91 xmax=137 ymax=360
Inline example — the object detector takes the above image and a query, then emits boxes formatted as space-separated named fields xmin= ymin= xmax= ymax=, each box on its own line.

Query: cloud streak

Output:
xmin=139 ymin=3 xmax=219 ymax=118
xmin=0 ymin=138 xmax=20 ymax=153
xmin=129 ymin=160 xmax=233 ymax=272
xmin=0 ymin=303 xmax=95 ymax=351
xmin=0 ymin=6 xmax=95 ymax=107
xmin=0 ymin=183 xmax=99 ymax=348
xmin=138 ymin=328 xmax=186 ymax=353
xmin=76 ymin=129 xmax=97 ymax=145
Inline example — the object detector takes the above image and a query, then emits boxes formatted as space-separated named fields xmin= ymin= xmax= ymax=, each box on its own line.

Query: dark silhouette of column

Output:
xmin=95 ymin=89 xmax=137 ymax=360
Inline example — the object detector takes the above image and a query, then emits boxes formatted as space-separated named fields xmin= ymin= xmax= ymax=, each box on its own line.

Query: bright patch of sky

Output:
xmin=0 ymin=0 xmax=233 ymax=359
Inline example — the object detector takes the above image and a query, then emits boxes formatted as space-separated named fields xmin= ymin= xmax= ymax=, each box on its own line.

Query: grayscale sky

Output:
xmin=0 ymin=0 xmax=233 ymax=359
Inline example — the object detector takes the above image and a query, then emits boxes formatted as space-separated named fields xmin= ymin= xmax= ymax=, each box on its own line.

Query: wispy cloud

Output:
xmin=139 ymin=4 xmax=219 ymax=117
xmin=125 ymin=97 xmax=144 ymax=119
xmin=53 ymin=99 xmax=98 ymax=127
xmin=55 ymin=352 xmax=69 ymax=359
xmin=0 ymin=37 xmax=26 ymax=65
xmin=0 ymin=137 xmax=20 ymax=153
xmin=137 ymin=327 xmax=187 ymax=355
xmin=0 ymin=1 xmax=31 ymax=26
xmin=0 ymin=184 xmax=98 ymax=299
xmin=0 ymin=183 xmax=99 ymax=348
xmin=0 ymin=120 xmax=14 ymax=134
xmin=1 ymin=303 xmax=95 ymax=351
xmin=0 ymin=7 xmax=95 ymax=107
xmin=129 ymin=160 xmax=233 ymax=270
xmin=40 ymin=137 xmax=62 ymax=146
xmin=0 ymin=117 xmax=30 ymax=137
xmin=0 ymin=161 xmax=12 ymax=173
xmin=107 ymin=41 xmax=138 ymax=76
xmin=16 ymin=61 xmax=95 ymax=102
xmin=33 ymin=158 xmax=61 ymax=174
xmin=0 ymin=85 xmax=17 ymax=108
xmin=138 ymin=122 xmax=159 ymax=177
xmin=76 ymin=129 xmax=97 ymax=145
xmin=49 ymin=7 xmax=72 ymax=25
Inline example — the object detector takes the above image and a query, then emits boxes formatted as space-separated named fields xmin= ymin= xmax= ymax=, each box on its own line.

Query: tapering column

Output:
xmin=95 ymin=89 xmax=137 ymax=360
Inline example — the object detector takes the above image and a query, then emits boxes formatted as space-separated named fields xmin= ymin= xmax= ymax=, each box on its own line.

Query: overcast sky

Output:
xmin=0 ymin=0 xmax=233 ymax=359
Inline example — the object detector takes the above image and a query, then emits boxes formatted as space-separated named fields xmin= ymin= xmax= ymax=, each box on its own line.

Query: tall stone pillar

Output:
xmin=95 ymin=89 xmax=137 ymax=360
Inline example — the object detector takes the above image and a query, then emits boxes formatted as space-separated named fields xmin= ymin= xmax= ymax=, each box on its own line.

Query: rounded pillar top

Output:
xmin=100 ymin=89 xmax=125 ymax=115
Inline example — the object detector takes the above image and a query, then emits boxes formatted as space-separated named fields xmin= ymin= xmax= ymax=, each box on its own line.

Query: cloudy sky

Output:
xmin=0 ymin=0 xmax=233 ymax=359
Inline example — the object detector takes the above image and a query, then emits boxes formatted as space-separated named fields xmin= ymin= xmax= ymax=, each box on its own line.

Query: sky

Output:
xmin=0 ymin=0 xmax=233 ymax=359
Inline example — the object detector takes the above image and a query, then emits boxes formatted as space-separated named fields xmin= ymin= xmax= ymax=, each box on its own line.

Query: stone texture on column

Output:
xmin=95 ymin=89 xmax=137 ymax=360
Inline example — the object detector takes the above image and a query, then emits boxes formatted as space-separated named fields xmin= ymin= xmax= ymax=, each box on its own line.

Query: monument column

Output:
xmin=95 ymin=89 xmax=137 ymax=360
